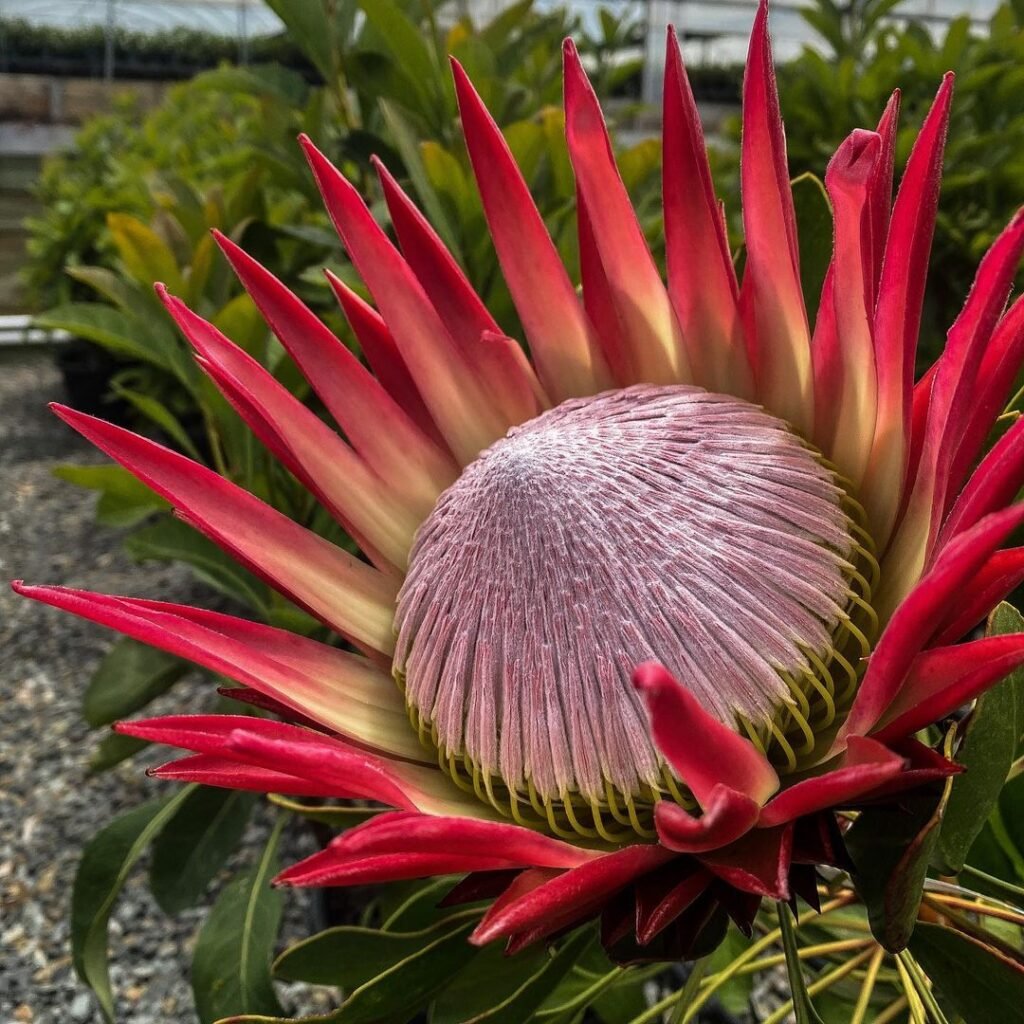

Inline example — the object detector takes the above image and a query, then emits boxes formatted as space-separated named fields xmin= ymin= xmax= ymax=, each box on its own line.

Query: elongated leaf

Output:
xmin=150 ymin=788 xmax=255 ymax=914
xmin=910 ymin=924 xmax=1024 ymax=1024
xmin=110 ymin=384 xmax=204 ymax=461
xmin=357 ymin=0 xmax=440 ymax=110
xmin=53 ymin=463 xmax=167 ymax=528
xmin=66 ymin=265 xmax=157 ymax=321
xmin=378 ymin=99 xmax=463 ymax=260
xmin=262 ymin=0 xmax=354 ymax=83
xmin=72 ymin=789 xmax=193 ymax=1021
xmin=83 ymin=638 xmax=188 ymax=727
xmin=192 ymin=818 xmax=286 ymax=1024
xmin=107 ymin=212 xmax=185 ymax=293
xmin=35 ymin=303 xmax=177 ymax=372
xmin=455 ymin=928 xmax=594 ymax=1024
xmin=791 ymin=173 xmax=832 ymax=331
xmin=124 ymin=516 xmax=270 ymax=614
xmin=846 ymin=782 xmax=950 ymax=951
xmin=937 ymin=603 xmax=1024 ymax=871
xmin=273 ymin=912 xmax=478 ymax=988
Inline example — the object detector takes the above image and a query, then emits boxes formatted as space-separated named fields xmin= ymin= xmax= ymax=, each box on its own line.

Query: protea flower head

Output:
xmin=18 ymin=0 xmax=1024 ymax=960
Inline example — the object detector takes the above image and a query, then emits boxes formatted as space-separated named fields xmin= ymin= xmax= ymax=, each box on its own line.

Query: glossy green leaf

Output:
xmin=192 ymin=818 xmax=286 ymax=1024
xmin=262 ymin=0 xmax=353 ymax=83
xmin=83 ymin=638 xmax=188 ymax=727
xmin=846 ymin=782 xmax=949 ymax=951
xmin=72 ymin=788 xmax=193 ymax=1021
xmin=910 ymin=923 xmax=1024 ymax=1024
xmin=124 ymin=516 xmax=270 ymax=614
xmin=791 ymin=172 xmax=832 ymax=332
xmin=150 ymin=788 xmax=255 ymax=914
xmin=430 ymin=939 xmax=547 ymax=1024
xmin=937 ymin=603 xmax=1024 ymax=871
xmin=273 ymin=911 xmax=479 ymax=988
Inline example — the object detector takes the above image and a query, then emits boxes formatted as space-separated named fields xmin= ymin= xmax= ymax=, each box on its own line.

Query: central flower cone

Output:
xmin=395 ymin=384 xmax=875 ymax=839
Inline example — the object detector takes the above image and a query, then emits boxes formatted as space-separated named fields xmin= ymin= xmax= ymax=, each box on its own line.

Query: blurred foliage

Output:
xmin=718 ymin=0 xmax=1024 ymax=367
xmin=24 ymin=65 xmax=318 ymax=310
xmin=0 ymin=16 xmax=314 ymax=77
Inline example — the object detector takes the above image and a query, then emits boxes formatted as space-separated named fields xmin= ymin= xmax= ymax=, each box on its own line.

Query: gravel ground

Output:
xmin=0 ymin=351 xmax=334 ymax=1024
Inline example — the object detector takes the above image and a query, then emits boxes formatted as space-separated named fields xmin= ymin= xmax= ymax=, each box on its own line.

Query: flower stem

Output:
xmin=874 ymin=995 xmax=910 ymax=1024
xmin=897 ymin=951 xmax=950 ymax=1024
xmin=959 ymin=863 xmax=1024 ymax=903
xmin=849 ymin=946 xmax=886 ymax=1024
xmin=668 ymin=957 xmax=711 ymax=1024
xmin=761 ymin=946 xmax=878 ymax=1024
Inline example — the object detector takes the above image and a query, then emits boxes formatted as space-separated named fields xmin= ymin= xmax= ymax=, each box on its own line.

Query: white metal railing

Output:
xmin=0 ymin=314 xmax=70 ymax=347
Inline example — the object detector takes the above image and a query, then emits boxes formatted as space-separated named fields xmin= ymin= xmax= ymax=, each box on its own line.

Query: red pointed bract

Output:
xmin=300 ymin=135 xmax=508 ymax=463
xmin=663 ymin=28 xmax=751 ymax=397
xmin=821 ymin=129 xmax=880 ymax=486
xmin=863 ymin=74 xmax=953 ymax=543
xmin=758 ymin=737 xmax=904 ymax=826
xmin=876 ymin=634 xmax=1024 ymax=739
xmin=841 ymin=505 xmax=1024 ymax=740
xmin=450 ymin=59 xmax=610 ymax=401
xmin=50 ymin=405 xmax=398 ymax=657
xmin=151 ymin=753 xmax=342 ymax=796
xmin=469 ymin=844 xmax=674 ymax=946
xmin=634 ymin=663 xmax=779 ymax=806
xmin=654 ymin=786 xmax=760 ymax=853
xmin=14 ymin=583 xmax=422 ymax=761
xmin=324 ymin=271 xmax=442 ymax=445
xmin=740 ymin=0 xmax=812 ymax=435
xmin=158 ymin=286 xmax=419 ymax=569
xmin=211 ymin=232 xmax=456 ymax=512
xmin=563 ymin=39 xmax=689 ymax=386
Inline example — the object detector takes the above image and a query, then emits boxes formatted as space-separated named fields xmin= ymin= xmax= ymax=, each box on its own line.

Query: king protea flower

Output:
xmin=17 ymin=0 xmax=1024 ymax=960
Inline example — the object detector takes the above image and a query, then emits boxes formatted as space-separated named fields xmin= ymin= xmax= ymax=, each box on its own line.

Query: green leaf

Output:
xmin=458 ymin=928 xmax=596 ymax=1024
xmin=83 ymin=638 xmax=188 ymax=728
xmin=52 ymin=462 xmax=167 ymax=528
xmin=791 ymin=173 xmax=832 ymax=332
xmin=72 ymin=789 xmax=193 ymax=1021
xmin=910 ymin=924 xmax=1024 ymax=1024
xmin=276 ymin=917 xmax=479 ymax=1019
xmin=124 ymin=516 xmax=270 ymax=614
xmin=358 ymin=0 xmax=440 ymax=110
xmin=846 ymin=782 xmax=950 ymax=952
xmin=150 ymin=788 xmax=255 ymax=914
xmin=192 ymin=818 xmax=286 ymax=1024
xmin=109 ymin=383 xmax=204 ymax=461
xmin=777 ymin=903 xmax=826 ymax=1024
xmin=107 ymin=212 xmax=185 ymax=293
xmin=378 ymin=100 xmax=463 ymax=261
xmin=88 ymin=732 xmax=149 ymax=774
xmin=937 ymin=602 xmax=1024 ymax=871
xmin=35 ymin=303 xmax=178 ymax=372
xmin=272 ymin=912 xmax=478 ymax=988
xmin=262 ymin=0 xmax=353 ymax=83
